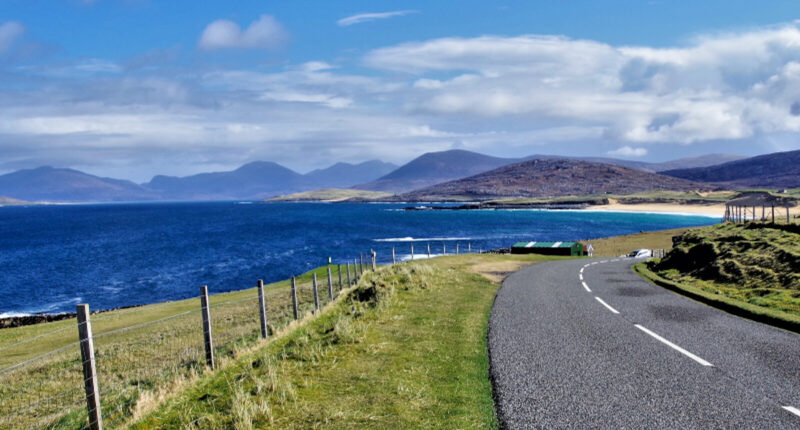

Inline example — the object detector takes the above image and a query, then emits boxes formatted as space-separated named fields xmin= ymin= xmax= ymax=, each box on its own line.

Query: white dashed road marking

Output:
xmin=582 ymin=282 xmax=591 ymax=293
xmin=594 ymin=297 xmax=620 ymax=314
xmin=579 ymin=273 xmax=583 ymax=281
xmin=634 ymin=324 xmax=714 ymax=367
xmin=783 ymin=406 xmax=800 ymax=417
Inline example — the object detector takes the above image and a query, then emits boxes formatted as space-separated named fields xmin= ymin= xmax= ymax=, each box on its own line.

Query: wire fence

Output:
xmin=0 ymin=243 xmax=479 ymax=429
xmin=0 ymin=253 xmax=377 ymax=430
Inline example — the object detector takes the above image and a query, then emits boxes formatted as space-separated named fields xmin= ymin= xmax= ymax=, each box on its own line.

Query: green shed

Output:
xmin=511 ymin=241 xmax=584 ymax=256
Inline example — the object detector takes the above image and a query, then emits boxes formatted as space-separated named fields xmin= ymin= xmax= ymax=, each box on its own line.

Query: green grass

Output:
xmin=634 ymin=263 xmax=800 ymax=333
xmin=0 ymin=264 xmax=354 ymax=429
xmin=131 ymin=254 xmax=558 ymax=429
xmin=637 ymin=222 xmax=800 ymax=330
xmin=582 ymin=227 xmax=690 ymax=257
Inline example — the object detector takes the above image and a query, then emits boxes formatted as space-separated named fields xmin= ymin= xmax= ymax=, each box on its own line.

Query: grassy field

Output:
xmin=131 ymin=254 xmax=559 ymax=429
xmin=643 ymin=223 xmax=800 ymax=318
xmin=583 ymin=227 xmax=690 ymax=257
xmin=0 ymin=264 xmax=355 ymax=429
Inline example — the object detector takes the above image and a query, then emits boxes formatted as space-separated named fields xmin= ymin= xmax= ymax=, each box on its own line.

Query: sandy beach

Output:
xmin=587 ymin=202 xmax=800 ymax=218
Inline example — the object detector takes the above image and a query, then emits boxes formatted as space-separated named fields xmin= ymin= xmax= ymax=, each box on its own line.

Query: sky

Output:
xmin=2 ymin=0 xmax=800 ymax=182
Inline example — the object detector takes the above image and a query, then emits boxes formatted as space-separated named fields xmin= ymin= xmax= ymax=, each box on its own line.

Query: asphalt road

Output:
xmin=488 ymin=257 xmax=800 ymax=429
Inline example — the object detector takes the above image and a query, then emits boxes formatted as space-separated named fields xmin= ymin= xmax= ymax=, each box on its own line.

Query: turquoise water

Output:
xmin=0 ymin=202 xmax=718 ymax=315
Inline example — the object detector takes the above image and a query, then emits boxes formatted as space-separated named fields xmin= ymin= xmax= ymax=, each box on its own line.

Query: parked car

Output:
xmin=628 ymin=249 xmax=652 ymax=258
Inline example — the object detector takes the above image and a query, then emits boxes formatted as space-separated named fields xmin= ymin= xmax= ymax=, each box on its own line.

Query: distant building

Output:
xmin=511 ymin=241 xmax=585 ymax=256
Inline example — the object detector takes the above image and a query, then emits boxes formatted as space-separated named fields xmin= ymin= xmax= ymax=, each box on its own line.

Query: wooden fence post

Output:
xmin=392 ymin=247 xmax=396 ymax=265
xmin=372 ymin=251 xmax=377 ymax=271
xmin=468 ymin=243 xmax=471 ymax=253
xmin=77 ymin=304 xmax=103 ymax=430
xmin=338 ymin=264 xmax=343 ymax=291
xmin=312 ymin=273 xmax=320 ymax=312
xmin=257 ymin=280 xmax=268 ymax=339
xmin=427 ymin=243 xmax=431 ymax=259
xmin=291 ymin=276 xmax=298 ymax=320
xmin=327 ymin=267 xmax=333 ymax=301
xmin=346 ymin=263 xmax=352 ymax=286
xmin=443 ymin=243 xmax=446 ymax=255
xmin=360 ymin=253 xmax=365 ymax=273
xmin=354 ymin=258 xmax=360 ymax=279
xmin=456 ymin=243 xmax=459 ymax=255
xmin=787 ymin=207 xmax=791 ymax=224
xmin=411 ymin=244 xmax=414 ymax=260
xmin=200 ymin=286 xmax=215 ymax=369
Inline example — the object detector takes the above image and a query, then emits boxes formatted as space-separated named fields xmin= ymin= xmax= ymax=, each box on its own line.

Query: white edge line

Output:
xmin=579 ymin=274 xmax=583 ymax=281
xmin=600 ymin=260 xmax=608 ymax=263
xmin=582 ymin=281 xmax=591 ymax=292
xmin=634 ymin=324 xmax=713 ymax=367
xmin=783 ymin=406 xmax=800 ymax=417
xmin=594 ymin=296 xmax=619 ymax=314
xmin=580 ymin=267 xmax=584 ymax=273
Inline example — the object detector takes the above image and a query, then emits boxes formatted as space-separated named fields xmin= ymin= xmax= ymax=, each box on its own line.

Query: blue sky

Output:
xmin=2 ymin=0 xmax=800 ymax=181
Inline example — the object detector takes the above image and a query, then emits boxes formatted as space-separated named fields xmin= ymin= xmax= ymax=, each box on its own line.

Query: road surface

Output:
xmin=488 ymin=257 xmax=800 ymax=428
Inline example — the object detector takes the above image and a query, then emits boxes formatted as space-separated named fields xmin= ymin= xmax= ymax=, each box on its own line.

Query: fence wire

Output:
xmin=0 ymin=261 xmax=361 ymax=429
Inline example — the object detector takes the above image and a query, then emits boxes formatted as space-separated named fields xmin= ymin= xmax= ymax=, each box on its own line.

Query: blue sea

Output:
xmin=0 ymin=202 xmax=718 ymax=316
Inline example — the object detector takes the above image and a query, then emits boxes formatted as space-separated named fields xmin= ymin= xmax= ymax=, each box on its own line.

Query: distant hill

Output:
xmin=266 ymin=188 xmax=391 ymax=202
xmin=354 ymin=150 xmax=524 ymax=193
xmin=0 ymin=166 xmax=157 ymax=202
xmin=144 ymin=161 xmax=306 ymax=200
xmin=649 ymin=154 xmax=747 ymax=172
xmin=145 ymin=160 xmax=398 ymax=200
xmin=353 ymin=150 xmax=745 ymax=194
xmin=660 ymin=150 xmax=800 ymax=188
xmin=392 ymin=159 xmax=708 ymax=201
xmin=0 ymin=196 xmax=31 ymax=206
xmin=302 ymin=160 xmax=397 ymax=189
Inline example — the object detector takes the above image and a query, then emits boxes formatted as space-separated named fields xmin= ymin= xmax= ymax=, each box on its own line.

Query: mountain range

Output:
xmin=0 ymin=149 xmax=793 ymax=203
xmin=659 ymin=149 xmax=800 ymax=188
xmin=392 ymin=159 xmax=707 ymax=201
xmin=0 ymin=160 xmax=397 ymax=202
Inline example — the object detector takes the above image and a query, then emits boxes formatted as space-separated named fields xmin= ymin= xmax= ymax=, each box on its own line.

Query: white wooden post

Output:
xmin=338 ymin=264 xmax=343 ymax=291
xmin=392 ymin=247 xmax=396 ymax=264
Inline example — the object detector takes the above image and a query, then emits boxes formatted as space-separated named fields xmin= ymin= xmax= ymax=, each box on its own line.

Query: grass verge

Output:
xmin=634 ymin=262 xmax=800 ymax=334
xmin=0 ymin=264 xmax=349 ymax=429
xmin=132 ymin=254 xmax=558 ymax=429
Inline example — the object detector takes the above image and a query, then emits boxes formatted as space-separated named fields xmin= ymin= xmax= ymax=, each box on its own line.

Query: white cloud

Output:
xmin=198 ymin=15 xmax=288 ymax=50
xmin=0 ymin=21 xmax=24 ymax=53
xmin=607 ymin=146 xmax=648 ymax=157
xmin=4 ymin=21 xmax=800 ymax=181
xmin=337 ymin=10 xmax=418 ymax=27
xmin=364 ymin=23 xmax=800 ymax=145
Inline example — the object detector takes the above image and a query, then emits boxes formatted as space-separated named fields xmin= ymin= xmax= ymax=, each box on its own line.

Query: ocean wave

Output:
xmin=373 ymin=237 xmax=473 ymax=242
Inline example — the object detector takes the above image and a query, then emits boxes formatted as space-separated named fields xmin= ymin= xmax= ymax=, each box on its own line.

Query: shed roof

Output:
xmin=512 ymin=241 xmax=581 ymax=248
